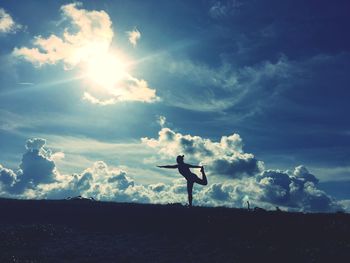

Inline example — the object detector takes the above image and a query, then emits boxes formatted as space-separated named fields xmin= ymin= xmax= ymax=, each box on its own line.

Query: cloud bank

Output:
xmin=12 ymin=2 xmax=157 ymax=104
xmin=0 ymin=131 xmax=345 ymax=213
xmin=141 ymin=125 xmax=341 ymax=212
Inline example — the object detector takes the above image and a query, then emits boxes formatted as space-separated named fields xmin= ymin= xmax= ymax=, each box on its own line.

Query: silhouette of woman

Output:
xmin=157 ymin=155 xmax=207 ymax=207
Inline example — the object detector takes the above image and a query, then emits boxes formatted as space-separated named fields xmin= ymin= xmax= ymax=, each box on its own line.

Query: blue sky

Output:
xmin=0 ymin=0 xmax=349 ymax=211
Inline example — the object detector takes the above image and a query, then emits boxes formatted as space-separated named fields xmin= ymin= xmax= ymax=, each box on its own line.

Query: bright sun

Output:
xmin=85 ymin=52 xmax=129 ymax=89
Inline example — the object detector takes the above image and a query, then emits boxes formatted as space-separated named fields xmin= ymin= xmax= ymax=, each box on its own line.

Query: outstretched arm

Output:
xmin=157 ymin=165 xmax=178 ymax=169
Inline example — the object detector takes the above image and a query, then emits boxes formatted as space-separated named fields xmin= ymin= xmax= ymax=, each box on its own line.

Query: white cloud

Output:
xmin=83 ymin=74 xmax=159 ymax=104
xmin=29 ymin=160 xmax=152 ymax=203
xmin=142 ymin=127 xmax=263 ymax=179
xmin=83 ymin=92 xmax=117 ymax=106
xmin=127 ymin=28 xmax=141 ymax=47
xmin=158 ymin=116 xmax=166 ymax=127
xmin=51 ymin=151 xmax=65 ymax=162
xmin=12 ymin=2 xmax=157 ymax=104
xmin=13 ymin=2 xmax=113 ymax=68
xmin=0 ymin=8 xmax=21 ymax=34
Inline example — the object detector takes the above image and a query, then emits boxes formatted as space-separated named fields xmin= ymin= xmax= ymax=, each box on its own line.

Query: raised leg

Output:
xmin=194 ymin=167 xmax=207 ymax=185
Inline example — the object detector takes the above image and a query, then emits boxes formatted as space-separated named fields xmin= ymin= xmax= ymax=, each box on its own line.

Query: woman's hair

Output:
xmin=176 ymin=155 xmax=184 ymax=163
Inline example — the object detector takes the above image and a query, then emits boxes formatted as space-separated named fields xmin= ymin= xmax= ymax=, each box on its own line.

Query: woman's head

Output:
xmin=176 ymin=155 xmax=184 ymax=164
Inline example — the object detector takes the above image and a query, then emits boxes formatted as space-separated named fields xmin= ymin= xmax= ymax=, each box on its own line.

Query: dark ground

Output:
xmin=0 ymin=198 xmax=349 ymax=263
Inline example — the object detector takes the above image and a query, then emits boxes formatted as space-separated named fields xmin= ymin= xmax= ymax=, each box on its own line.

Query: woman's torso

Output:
xmin=178 ymin=163 xmax=195 ymax=180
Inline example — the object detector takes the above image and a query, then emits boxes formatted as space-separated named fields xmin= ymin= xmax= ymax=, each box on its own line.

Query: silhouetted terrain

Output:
xmin=0 ymin=198 xmax=349 ymax=262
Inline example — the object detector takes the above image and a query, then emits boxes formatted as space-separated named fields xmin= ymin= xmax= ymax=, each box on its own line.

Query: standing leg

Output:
xmin=187 ymin=180 xmax=194 ymax=207
xmin=201 ymin=166 xmax=207 ymax=185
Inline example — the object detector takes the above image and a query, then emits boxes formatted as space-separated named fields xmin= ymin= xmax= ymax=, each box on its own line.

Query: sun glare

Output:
xmin=85 ymin=52 xmax=129 ymax=89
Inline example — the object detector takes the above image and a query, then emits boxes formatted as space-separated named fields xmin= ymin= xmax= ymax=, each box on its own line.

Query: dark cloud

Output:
xmin=257 ymin=166 xmax=338 ymax=212
xmin=0 ymin=164 xmax=17 ymax=191
xmin=107 ymin=171 xmax=134 ymax=190
xmin=211 ymin=157 xmax=260 ymax=178
xmin=0 ymin=138 xmax=57 ymax=194
xmin=19 ymin=148 xmax=55 ymax=185
xmin=149 ymin=183 xmax=166 ymax=193
xmin=74 ymin=172 xmax=93 ymax=192
xmin=293 ymin=165 xmax=318 ymax=184
xmin=14 ymin=138 xmax=56 ymax=193
xmin=206 ymin=183 xmax=230 ymax=201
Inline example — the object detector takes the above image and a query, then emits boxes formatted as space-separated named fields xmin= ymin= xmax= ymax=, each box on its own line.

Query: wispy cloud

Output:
xmin=127 ymin=28 xmax=141 ymax=47
xmin=157 ymin=116 xmax=166 ymax=127
xmin=17 ymin=82 xmax=34 ymax=85
xmin=209 ymin=0 xmax=243 ymax=19
xmin=154 ymin=54 xmax=290 ymax=112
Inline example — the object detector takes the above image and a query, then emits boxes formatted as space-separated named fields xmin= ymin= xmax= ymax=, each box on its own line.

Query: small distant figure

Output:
xmin=157 ymin=155 xmax=207 ymax=207
xmin=247 ymin=201 xmax=251 ymax=211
